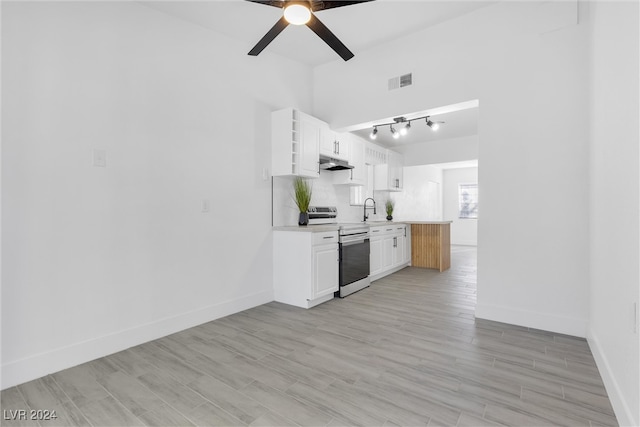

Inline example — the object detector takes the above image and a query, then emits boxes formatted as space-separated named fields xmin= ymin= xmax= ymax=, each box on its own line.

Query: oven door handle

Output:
xmin=341 ymin=238 xmax=369 ymax=246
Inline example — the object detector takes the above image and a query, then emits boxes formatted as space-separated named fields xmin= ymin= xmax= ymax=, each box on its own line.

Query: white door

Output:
xmin=313 ymin=244 xmax=339 ymax=299
xmin=370 ymin=237 xmax=383 ymax=277
xmin=382 ymin=235 xmax=394 ymax=270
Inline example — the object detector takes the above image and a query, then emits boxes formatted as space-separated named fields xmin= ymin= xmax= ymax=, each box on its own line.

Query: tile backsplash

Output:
xmin=272 ymin=172 xmax=386 ymax=226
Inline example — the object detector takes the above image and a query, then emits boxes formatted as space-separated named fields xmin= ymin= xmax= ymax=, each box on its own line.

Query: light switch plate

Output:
xmin=93 ymin=149 xmax=107 ymax=167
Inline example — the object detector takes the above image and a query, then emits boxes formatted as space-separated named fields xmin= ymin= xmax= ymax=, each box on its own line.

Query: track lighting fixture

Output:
xmin=368 ymin=115 xmax=445 ymax=141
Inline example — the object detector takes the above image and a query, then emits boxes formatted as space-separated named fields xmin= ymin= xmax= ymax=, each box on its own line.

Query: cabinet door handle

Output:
xmin=350 ymin=168 xmax=353 ymax=180
xmin=323 ymin=236 xmax=335 ymax=239
xmin=393 ymin=237 xmax=397 ymax=247
xmin=337 ymin=141 xmax=340 ymax=154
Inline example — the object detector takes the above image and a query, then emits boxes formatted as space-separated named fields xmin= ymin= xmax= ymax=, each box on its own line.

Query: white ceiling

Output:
xmin=143 ymin=0 xmax=486 ymax=147
xmin=143 ymin=0 xmax=494 ymax=67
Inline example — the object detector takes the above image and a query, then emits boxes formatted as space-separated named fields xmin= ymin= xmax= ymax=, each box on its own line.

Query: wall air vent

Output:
xmin=388 ymin=73 xmax=413 ymax=91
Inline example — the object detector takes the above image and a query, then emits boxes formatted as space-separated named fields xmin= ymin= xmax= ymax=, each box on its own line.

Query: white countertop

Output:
xmin=273 ymin=221 xmax=409 ymax=232
xmin=273 ymin=225 xmax=340 ymax=232
xmin=403 ymin=221 xmax=453 ymax=224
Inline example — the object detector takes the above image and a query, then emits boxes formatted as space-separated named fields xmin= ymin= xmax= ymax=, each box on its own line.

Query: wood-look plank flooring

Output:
xmin=1 ymin=246 xmax=618 ymax=426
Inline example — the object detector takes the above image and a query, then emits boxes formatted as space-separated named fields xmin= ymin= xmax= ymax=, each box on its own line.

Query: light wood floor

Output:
xmin=1 ymin=246 xmax=618 ymax=426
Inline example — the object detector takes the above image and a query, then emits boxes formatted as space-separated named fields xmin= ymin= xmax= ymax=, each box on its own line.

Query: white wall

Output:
xmin=588 ymin=2 xmax=640 ymax=426
xmin=314 ymin=1 xmax=590 ymax=337
xmin=392 ymin=165 xmax=443 ymax=222
xmin=1 ymin=1 xmax=313 ymax=389
xmin=443 ymin=168 xmax=478 ymax=246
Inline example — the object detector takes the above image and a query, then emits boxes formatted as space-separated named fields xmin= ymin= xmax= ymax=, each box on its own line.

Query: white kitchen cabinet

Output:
xmin=313 ymin=243 xmax=340 ymax=299
xmin=365 ymin=142 xmax=387 ymax=166
xmin=273 ymin=230 xmax=339 ymax=308
xmin=369 ymin=224 xmax=411 ymax=282
xmin=332 ymin=133 xmax=366 ymax=186
xmin=369 ymin=233 xmax=383 ymax=277
xmin=374 ymin=149 xmax=404 ymax=191
xmin=272 ymin=108 xmax=320 ymax=178
xmin=383 ymin=234 xmax=395 ymax=270
xmin=320 ymin=127 xmax=349 ymax=161
xmin=403 ymin=225 xmax=412 ymax=265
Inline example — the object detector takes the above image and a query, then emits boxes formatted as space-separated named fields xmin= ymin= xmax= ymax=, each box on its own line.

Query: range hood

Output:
xmin=319 ymin=155 xmax=354 ymax=171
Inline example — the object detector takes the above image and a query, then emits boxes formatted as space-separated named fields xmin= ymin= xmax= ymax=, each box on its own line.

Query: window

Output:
xmin=458 ymin=183 xmax=478 ymax=219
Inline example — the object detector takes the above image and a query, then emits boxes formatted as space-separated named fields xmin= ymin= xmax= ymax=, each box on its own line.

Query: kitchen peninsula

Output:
xmin=406 ymin=221 xmax=452 ymax=272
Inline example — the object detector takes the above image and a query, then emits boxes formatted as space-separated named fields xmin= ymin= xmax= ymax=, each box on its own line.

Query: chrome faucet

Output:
xmin=363 ymin=198 xmax=376 ymax=222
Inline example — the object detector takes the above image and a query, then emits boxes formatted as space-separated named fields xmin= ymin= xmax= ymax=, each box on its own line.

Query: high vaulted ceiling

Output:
xmin=143 ymin=1 xmax=488 ymax=147
xmin=143 ymin=1 xmax=494 ymax=67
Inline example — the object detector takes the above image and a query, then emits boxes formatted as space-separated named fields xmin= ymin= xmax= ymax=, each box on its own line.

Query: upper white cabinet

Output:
xmin=374 ymin=149 xmax=404 ymax=191
xmin=272 ymin=108 xmax=321 ymax=178
xmin=320 ymin=126 xmax=349 ymax=161
xmin=332 ymin=133 xmax=366 ymax=186
xmin=365 ymin=142 xmax=387 ymax=166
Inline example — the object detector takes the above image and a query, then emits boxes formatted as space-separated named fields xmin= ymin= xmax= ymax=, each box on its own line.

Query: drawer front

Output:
xmin=313 ymin=231 xmax=338 ymax=245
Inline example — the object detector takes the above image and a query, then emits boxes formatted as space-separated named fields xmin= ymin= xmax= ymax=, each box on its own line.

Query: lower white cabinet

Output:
xmin=274 ymin=230 xmax=339 ymax=308
xmin=369 ymin=224 xmax=411 ymax=282
xmin=313 ymin=243 xmax=340 ymax=299
xmin=369 ymin=236 xmax=384 ymax=277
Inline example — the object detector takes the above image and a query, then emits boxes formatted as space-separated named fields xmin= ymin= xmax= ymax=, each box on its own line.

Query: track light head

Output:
xmin=390 ymin=125 xmax=399 ymax=139
xmin=369 ymin=126 xmax=378 ymax=140
xmin=400 ymin=121 xmax=411 ymax=136
xmin=426 ymin=117 xmax=440 ymax=131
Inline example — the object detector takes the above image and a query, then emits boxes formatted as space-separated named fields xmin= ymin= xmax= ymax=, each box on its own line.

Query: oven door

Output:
xmin=339 ymin=236 xmax=370 ymax=287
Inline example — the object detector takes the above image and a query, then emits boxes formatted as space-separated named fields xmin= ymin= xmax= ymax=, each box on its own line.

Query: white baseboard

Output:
xmin=1 ymin=290 xmax=273 ymax=390
xmin=587 ymin=330 xmax=638 ymax=427
xmin=475 ymin=302 xmax=588 ymax=338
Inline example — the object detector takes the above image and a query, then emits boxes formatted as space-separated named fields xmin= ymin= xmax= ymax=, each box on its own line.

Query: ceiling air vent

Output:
xmin=388 ymin=73 xmax=413 ymax=91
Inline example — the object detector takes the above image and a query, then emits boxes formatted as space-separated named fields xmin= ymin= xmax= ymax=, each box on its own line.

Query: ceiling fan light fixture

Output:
xmin=283 ymin=3 xmax=312 ymax=25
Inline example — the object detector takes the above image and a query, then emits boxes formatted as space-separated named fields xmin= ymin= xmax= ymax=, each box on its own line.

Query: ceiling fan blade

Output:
xmin=248 ymin=16 xmax=289 ymax=56
xmin=245 ymin=0 xmax=285 ymax=8
xmin=306 ymin=13 xmax=354 ymax=61
xmin=312 ymin=1 xmax=374 ymax=11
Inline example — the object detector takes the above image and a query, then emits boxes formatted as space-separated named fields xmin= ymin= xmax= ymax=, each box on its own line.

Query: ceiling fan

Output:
xmin=246 ymin=0 xmax=373 ymax=61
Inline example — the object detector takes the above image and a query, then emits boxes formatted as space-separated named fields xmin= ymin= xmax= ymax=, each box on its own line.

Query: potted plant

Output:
xmin=293 ymin=177 xmax=312 ymax=226
xmin=385 ymin=199 xmax=394 ymax=221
